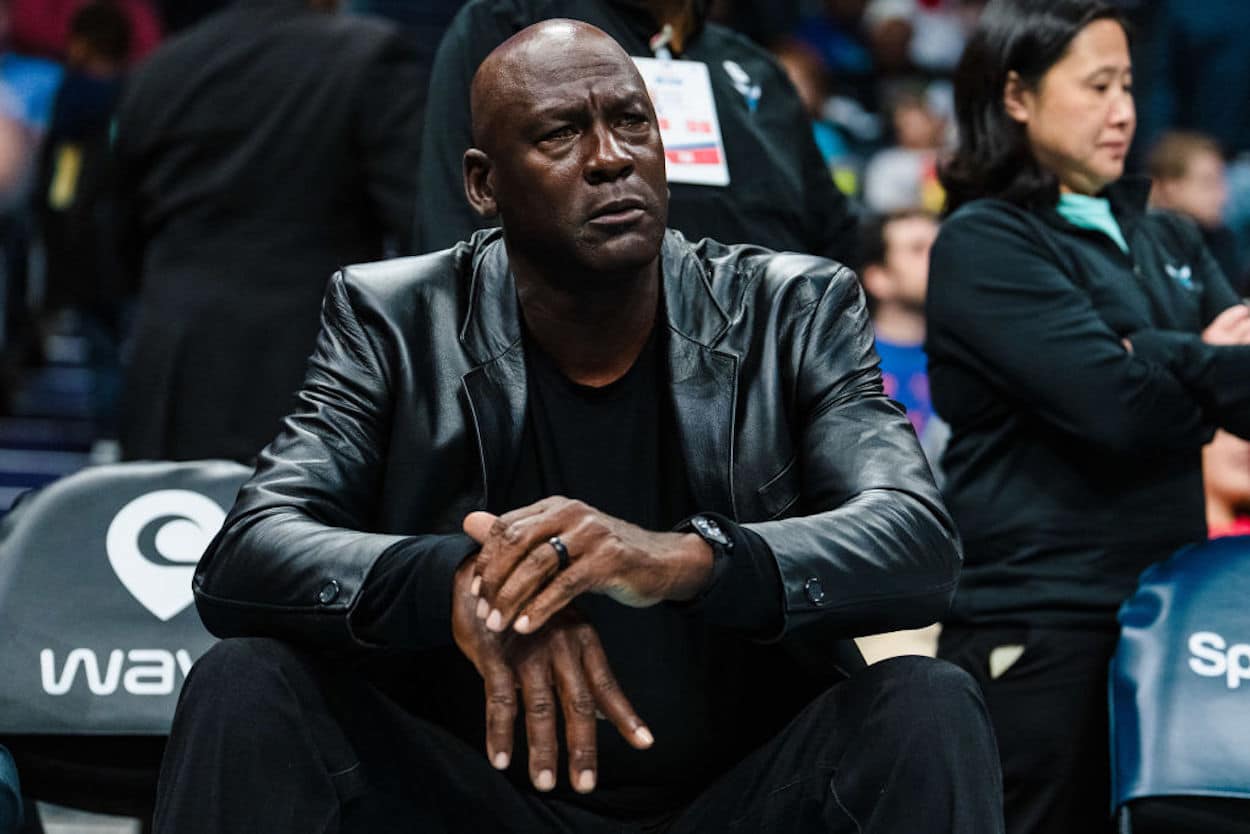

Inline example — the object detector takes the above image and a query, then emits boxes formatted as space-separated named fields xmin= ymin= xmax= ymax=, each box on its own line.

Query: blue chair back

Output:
xmin=1111 ymin=535 xmax=1250 ymax=811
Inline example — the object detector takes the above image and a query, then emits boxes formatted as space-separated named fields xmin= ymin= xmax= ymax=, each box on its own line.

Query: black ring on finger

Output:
xmin=548 ymin=536 xmax=570 ymax=571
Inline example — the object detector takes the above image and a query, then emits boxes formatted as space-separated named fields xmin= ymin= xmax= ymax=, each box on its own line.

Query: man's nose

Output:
xmin=585 ymin=123 xmax=633 ymax=183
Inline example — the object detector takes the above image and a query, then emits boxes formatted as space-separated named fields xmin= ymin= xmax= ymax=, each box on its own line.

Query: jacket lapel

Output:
xmin=460 ymin=351 xmax=527 ymax=513
xmin=666 ymin=331 xmax=738 ymax=518
xmin=661 ymin=232 xmax=739 ymax=519
xmin=458 ymin=232 xmax=527 ymax=513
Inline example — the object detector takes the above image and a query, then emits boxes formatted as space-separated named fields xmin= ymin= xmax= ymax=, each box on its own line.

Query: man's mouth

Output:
xmin=588 ymin=198 xmax=647 ymax=225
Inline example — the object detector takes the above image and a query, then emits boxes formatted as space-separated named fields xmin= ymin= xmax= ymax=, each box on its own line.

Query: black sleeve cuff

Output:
xmin=674 ymin=513 xmax=785 ymax=640
xmin=348 ymin=533 xmax=478 ymax=650
xmin=1129 ymin=328 xmax=1204 ymax=371
xmin=1131 ymin=329 xmax=1250 ymax=418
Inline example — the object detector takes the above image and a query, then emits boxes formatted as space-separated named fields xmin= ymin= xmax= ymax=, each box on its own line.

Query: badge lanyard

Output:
xmin=633 ymin=26 xmax=731 ymax=186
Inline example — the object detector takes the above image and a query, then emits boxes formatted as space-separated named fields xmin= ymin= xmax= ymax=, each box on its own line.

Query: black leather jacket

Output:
xmin=194 ymin=230 xmax=960 ymax=678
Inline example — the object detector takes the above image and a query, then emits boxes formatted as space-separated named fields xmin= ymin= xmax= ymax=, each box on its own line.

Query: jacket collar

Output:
xmin=1039 ymin=174 xmax=1153 ymax=234
xmin=1102 ymin=175 xmax=1152 ymax=218
xmin=458 ymin=228 xmax=731 ymax=364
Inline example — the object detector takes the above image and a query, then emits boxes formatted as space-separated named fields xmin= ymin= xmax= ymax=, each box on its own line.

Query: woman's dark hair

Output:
xmin=940 ymin=0 xmax=1127 ymax=214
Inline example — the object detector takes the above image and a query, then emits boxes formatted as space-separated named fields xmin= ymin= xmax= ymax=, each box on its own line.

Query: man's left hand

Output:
xmin=463 ymin=497 xmax=714 ymax=634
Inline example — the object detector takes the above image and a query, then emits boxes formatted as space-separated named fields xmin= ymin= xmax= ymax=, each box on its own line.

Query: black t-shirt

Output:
xmin=497 ymin=326 xmax=797 ymax=816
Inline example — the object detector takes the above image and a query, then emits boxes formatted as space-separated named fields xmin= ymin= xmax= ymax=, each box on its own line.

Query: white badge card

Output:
xmin=632 ymin=57 xmax=731 ymax=187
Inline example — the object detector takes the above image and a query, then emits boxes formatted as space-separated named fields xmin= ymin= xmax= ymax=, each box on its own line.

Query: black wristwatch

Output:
xmin=681 ymin=514 xmax=734 ymax=553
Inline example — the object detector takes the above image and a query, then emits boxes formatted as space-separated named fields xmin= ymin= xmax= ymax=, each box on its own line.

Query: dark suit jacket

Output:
xmin=194 ymin=230 xmax=960 ymax=682
xmin=114 ymin=0 xmax=424 ymax=463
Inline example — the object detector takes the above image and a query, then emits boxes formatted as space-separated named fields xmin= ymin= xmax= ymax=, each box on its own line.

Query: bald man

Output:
xmin=154 ymin=22 xmax=1002 ymax=833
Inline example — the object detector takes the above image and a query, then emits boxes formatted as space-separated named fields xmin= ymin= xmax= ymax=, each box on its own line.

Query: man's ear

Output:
xmin=1002 ymin=70 xmax=1030 ymax=125
xmin=463 ymin=148 xmax=498 ymax=219
xmin=861 ymin=263 xmax=893 ymax=303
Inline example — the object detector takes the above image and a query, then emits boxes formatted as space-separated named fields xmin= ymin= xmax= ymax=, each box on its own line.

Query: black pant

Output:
xmin=155 ymin=638 xmax=1004 ymax=833
xmin=939 ymin=625 xmax=1120 ymax=834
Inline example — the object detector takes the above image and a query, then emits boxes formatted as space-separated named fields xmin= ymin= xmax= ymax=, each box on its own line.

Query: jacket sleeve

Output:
xmin=743 ymin=268 xmax=961 ymax=638
xmin=352 ymin=30 xmax=425 ymax=255
xmin=414 ymin=5 xmax=513 ymax=253
xmin=1127 ymin=218 xmax=1250 ymax=439
xmin=193 ymin=271 xmax=477 ymax=652
xmin=926 ymin=205 xmax=1212 ymax=456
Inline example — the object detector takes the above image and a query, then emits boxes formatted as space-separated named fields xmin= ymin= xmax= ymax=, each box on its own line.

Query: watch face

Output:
xmin=692 ymin=515 xmax=730 ymax=547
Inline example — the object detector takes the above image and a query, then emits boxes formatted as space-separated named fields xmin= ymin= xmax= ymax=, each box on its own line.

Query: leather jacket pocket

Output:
xmin=757 ymin=457 xmax=799 ymax=519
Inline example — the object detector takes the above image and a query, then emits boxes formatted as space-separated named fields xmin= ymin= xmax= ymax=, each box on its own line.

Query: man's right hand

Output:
xmin=450 ymin=556 xmax=654 ymax=794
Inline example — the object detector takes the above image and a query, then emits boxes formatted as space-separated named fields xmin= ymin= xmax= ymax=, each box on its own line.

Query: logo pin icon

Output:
xmin=106 ymin=490 xmax=227 ymax=621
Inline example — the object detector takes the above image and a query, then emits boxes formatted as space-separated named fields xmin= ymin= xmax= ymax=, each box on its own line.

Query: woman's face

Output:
xmin=1004 ymin=19 xmax=1135 ymax=195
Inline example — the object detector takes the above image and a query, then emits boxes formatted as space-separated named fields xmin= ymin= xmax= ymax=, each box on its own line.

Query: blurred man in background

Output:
xmin=35 ymin=0 xmax=133 ymax=438
xmin=113 ymin=0 xmax=424 ymax=463
xmin=1148 ymin=131 xmax=1246 ymax=296
xmin=862 ymin=87 xmax=946 ymax=213
xmin=857 ymin=208 xmax=937 ymax=444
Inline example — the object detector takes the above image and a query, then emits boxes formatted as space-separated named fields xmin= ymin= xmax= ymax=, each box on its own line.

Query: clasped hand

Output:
xmin=463 ymin=496 xmax=713 ymax=635
xmin=451 ymin=496 xmax=714 ymax=793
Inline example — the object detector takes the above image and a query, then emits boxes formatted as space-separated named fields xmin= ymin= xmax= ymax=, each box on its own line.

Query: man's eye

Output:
xmin=620 ymin=113 xmax=648 ymax=127
xmin=542 ymin=126 xmax=576 ymax=142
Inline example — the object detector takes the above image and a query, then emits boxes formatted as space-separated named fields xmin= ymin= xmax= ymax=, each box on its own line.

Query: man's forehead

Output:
xmin=514 ymin=60 xmax=648 ymax=113
xmin=472 ymin=20 xmax=645 ymax=145
xmin=501 ymin=36 xmax=641 ymax=94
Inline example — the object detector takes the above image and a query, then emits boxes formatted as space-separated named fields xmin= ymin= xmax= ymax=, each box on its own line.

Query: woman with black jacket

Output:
xmin=925 ymin=1 xmax=1250 ymax=832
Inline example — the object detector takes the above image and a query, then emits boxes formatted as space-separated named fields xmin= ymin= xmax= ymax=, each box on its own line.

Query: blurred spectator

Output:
xmin=417 ymin=0 xmax=856 ymax=261
xmin=37 ymin=0 xmax=130 ymax=315
xmin=858 ymin=208 xmax=937 ymax=440
xmin=861 ymin=0 xmax=910 ymax=77
xmin=791 ymin=0 xmax=877 ymax=111
xmin=706 ymin=0 xmax=799 ymax=48
xmin=1131 ymin=0 xmax=1250 ymax=269
xmin=113 ymin=0 xmax=424 ymax=463
xmin=33 ymin=0 xmax=132 ymax=433
xmin=1205 ymin=430 xmax=1250 ymax=539
xmin=862 ymin=84 xmax=945 ymax=212
xmin=773 ymin=38 xmax=860 ymax=196
xmin=0 ymin=4 xmax=44 ymax=376
xmin=862 ymin=0 xmax=982 ymax=77
xmin=1148 ymin=131 xmax=1246 ymax=296
xmin=9 ymin=0 xmax=160 ymax=65
xmin=1132 ymin=0 xmax=1250 ymax=171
